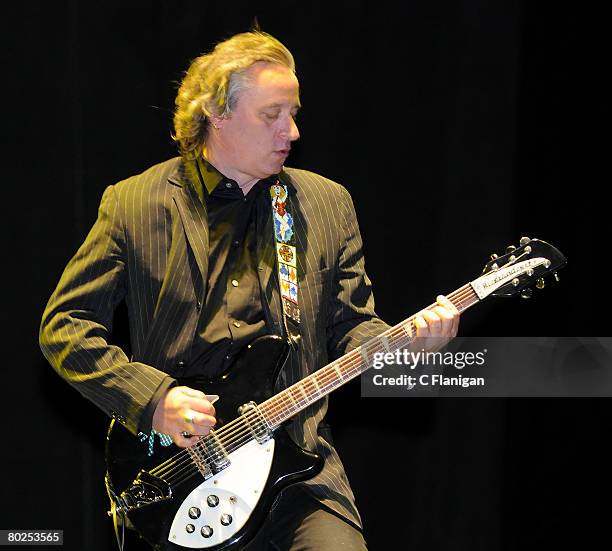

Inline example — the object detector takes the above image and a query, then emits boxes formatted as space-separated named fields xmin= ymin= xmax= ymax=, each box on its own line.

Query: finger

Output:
xmin=436 ymin=295 xmax=459 ymax=316
xmin=173 ymin=431 xmax=199 ymax=448
xmin=184 ymin=396 xmax=216 ymax=417
xmin=182 ymin=408 xmax=196 ymax=425
xmin=414 ymin=314 xmax=429 ymax=338
xmin=186 ymin=411 xmax=216 ymax=430
xmin=432 ymin=306 xmax=455 ymax=336
xmin=421 ymin=309 xmax=441 ymax=335
xmin=437 ymin=295 xmax=460 ymax=337
xmin=437 ymin=295 xmax=461 ymax=337
xmin=178 ymin=386 xmax=207 ymax=400
xmin=450 ymin=310 xmax=460 ymax=337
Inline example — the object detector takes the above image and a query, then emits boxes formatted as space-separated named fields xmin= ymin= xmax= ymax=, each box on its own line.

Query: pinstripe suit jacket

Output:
xmin=40 ymin=156 xmax=390 ymax=527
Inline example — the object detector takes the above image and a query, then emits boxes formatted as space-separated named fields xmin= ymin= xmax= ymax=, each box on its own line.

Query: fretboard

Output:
xmin=258 ymin=283 xmax=480 ymax=427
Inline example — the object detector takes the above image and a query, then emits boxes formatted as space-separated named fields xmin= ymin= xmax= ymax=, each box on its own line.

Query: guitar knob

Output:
xmin=188 ymin=507 xmax=201 ymax=519
xmin=207 ymin=495 xmax=219 ymax=507
xmin=186 ymin=524 xmax=195 ymax=534
xmin=520 ymin=288 xmax=532 ymax=299
xmin=519 ymin=237 xmax=531 ymax=246
xmin=220 ymin=514 xmax=233 ymax=526
xmin=535 ymin=278 xmax=545 ymax=289
xmin=506 ymin=245 xmax=517 ymax=253
xmin=201 ymin=526 xmax=213 ymax=538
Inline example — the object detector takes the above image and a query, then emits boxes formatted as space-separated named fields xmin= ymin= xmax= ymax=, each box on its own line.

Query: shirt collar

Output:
xmin=195 ymin=155 xmax=279 ymax=196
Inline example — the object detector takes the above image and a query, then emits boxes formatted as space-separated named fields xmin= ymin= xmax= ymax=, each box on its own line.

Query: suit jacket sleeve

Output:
xmin=39 ymin=185 xmax=175 ymax=435
xmin=326 ymin=185 xmax=390 ymax=359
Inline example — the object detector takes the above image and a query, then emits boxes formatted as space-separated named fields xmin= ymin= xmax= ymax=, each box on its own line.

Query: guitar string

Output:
xmin=157 ymin=315 xmax=477 ymax=487
xmin=166 ymin=251 xmax=563 ymax=483
xmin=150 ymin=316 xmax=416 ymax=481
xmin=161 ymin=315 xmax=451 ymax=488
xmin=148 ymin=285 xmax=477 ymax=483
xmin=142 ymin=264 xmax=550 ymax=491
xmin=149 ymin=285 xmax=478 ymax=486
xmin=245 ymin=284 xmax=477 ymax=424
xmin=142 ymin=251 xmax=558 ymax=489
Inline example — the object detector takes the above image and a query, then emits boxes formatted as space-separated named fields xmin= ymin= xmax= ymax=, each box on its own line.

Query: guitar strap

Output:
xmin=269 ymin=181 xmax=301 ymax=342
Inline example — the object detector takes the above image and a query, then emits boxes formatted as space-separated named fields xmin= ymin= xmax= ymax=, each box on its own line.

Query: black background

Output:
xmin=3 ymin=1 xmax=610 ymax=549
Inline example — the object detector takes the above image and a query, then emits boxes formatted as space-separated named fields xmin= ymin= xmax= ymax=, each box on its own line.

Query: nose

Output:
xmin=288 ymin=116 xmax=300 ymax=142
xmin=280 ymin=114 xmax=300 ymax=142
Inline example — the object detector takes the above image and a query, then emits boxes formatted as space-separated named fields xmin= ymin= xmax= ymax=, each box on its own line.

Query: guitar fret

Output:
xmin=402 ymin=321 xmax=415 ymax=339
xmin=320 ymin=367 xmax=338 ymax=392
xmin=287 ymin=387 xmax=302 ymax=408
xmin=258 ymin=277 xmax=497 ymax=427
xmin=288 ymin=389 xmax=301 ymax=411
xmin=302 ymin=377 xmax=319 ymax=399
xmin=379 ymin=335 xmax=390 ymax=352
xmin=333 ymin=364 xmax=344 ymax=381
xmin=297 ymin=383 xmax=309 ymax=401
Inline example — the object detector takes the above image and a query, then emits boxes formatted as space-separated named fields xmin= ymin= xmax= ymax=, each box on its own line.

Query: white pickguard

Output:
xmin=168 ymin=438 xmax=275 ymax=548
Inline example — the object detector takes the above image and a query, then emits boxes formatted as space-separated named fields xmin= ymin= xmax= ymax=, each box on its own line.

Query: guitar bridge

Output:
xmin=238 ymin=401 xmax=271 ymax=443
xmin=189 ymin=429 xmax=231 ymax=478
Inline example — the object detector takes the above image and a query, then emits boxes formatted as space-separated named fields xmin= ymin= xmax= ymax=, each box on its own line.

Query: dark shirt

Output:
xmin=190 ymin=156 xmax=274 ymax=376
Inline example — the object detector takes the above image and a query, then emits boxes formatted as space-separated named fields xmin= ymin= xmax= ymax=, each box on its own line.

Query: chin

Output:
xmin=262 ymin=162 xmax=284 ymax=176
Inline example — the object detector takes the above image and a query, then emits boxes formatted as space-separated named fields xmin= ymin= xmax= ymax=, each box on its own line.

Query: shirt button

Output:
xmin=225 ymin=182 xmax=232 ymax=188
xmin=233 ymin=321 xmax=241 ymax=328
xmin=232 ymin=240 xmax=240 ymax=248
xmin=196 ymin=301 xmax=202 ymax=311
xmin=231 ymin=279 xmax=239 ymax=287
xmin=177 ymin=361 xmax=185 ymax=368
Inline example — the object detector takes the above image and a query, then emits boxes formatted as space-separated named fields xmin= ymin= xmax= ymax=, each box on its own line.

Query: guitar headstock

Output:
xmin=472 ymin=237 xmax=567 ymax=300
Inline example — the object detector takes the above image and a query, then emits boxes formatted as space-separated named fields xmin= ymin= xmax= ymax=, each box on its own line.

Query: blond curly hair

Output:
xmin=172 ymin=31 xmax=296 ymax=159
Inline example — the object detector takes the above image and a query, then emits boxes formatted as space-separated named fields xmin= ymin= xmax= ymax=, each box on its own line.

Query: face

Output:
xmin=212 ymin=62 xmax=301 ymax=181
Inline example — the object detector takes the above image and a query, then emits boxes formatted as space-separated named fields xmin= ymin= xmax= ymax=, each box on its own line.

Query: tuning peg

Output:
xmin=506 ymin=245 xmax=517 ymax=253
xmin=520 ymin=288 xmax=533 ymax=299
xmin=553 ymin=272 xmax=560 ymax=282
xmin=519 ymin=237 xmax=531 ymax=246
xmin=535 ymin=278 xmax=545 ymax=289
xmin=490 ymin=253 xmax=499 ymax=260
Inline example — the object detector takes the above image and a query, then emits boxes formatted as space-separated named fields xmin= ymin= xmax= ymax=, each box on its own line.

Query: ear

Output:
xmin=209 ymin=114 xmax=226 ymax=130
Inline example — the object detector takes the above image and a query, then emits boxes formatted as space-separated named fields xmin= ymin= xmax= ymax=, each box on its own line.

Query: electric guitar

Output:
xmin=105 ymin=237 xmax=566 ymax=550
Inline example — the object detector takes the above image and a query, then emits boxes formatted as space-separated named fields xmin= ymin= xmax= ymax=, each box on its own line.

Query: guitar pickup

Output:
xmin=198 ymin=429 xmax=230 ymax=472
xmin=187 ymin=445 xmax=213 ymax=479
xmin=238 ymin=401 xmax=271 ymax=444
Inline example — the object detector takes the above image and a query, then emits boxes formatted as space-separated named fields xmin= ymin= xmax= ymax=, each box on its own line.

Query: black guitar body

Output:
xmin=105 ymin=335 xmax=324 ymax=550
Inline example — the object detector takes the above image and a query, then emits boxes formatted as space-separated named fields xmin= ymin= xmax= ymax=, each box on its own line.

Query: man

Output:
xmin=40 ymin=31 xmax=459 ymax=550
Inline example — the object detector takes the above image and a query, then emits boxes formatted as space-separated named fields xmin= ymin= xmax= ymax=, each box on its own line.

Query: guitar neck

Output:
xmin=259 ymin=283 xmax=480 ymax=428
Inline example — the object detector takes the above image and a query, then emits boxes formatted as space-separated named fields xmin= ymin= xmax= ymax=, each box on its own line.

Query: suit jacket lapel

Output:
xmin=168 ymin=159 xmax=209 ymax=285
xmin=140 ymin=160 xmax=209 ymax=365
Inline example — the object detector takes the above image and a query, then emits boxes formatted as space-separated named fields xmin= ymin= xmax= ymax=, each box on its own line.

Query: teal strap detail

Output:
xmin=138 ymin=430 xmax=173 ymax=457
